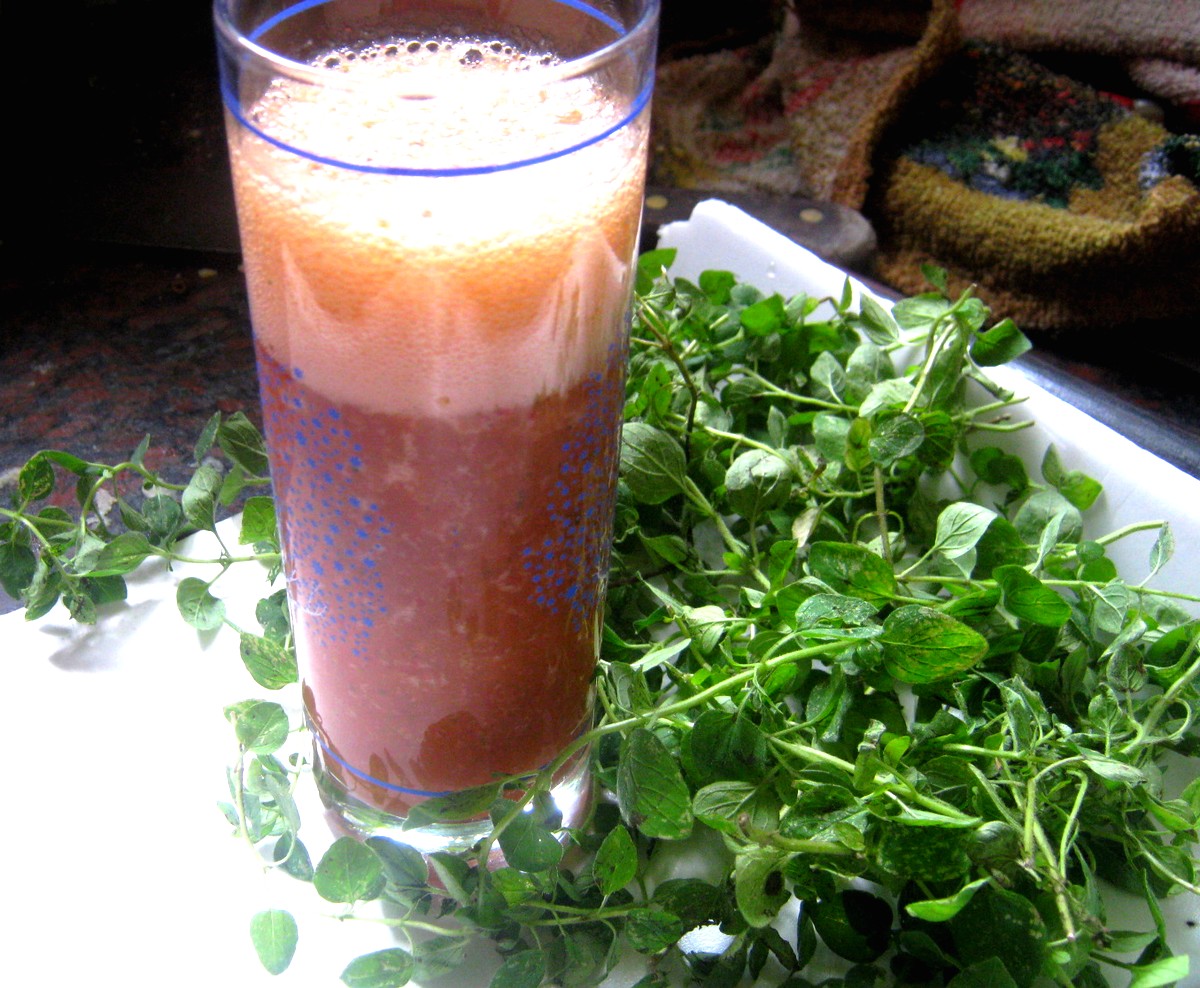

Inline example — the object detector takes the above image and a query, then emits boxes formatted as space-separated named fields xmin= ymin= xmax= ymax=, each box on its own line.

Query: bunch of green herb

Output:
xmin=3 ymin=255 xmax=1199 ymax=988
xmin=0 ymin=411 xmax=279 ymax=630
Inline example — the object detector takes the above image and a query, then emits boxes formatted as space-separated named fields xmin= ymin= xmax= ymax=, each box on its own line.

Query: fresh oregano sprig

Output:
xmin=0 ymin=411 xmax=288 ymax=664
xmin=4 ymin=255 xmax=1198 ymax=988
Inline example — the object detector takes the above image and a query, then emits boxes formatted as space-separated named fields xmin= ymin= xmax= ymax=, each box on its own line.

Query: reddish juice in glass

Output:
xmin=226 ymin=37 xmax=648 ymax=838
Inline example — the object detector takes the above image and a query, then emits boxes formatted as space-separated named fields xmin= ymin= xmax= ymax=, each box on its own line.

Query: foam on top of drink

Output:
xmin=229 ymin=37 xmax=647 ymax=416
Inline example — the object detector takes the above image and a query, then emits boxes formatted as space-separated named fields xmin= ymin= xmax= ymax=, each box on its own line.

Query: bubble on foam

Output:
xmin=318 ymin=36 xmax=550 ymax=81
xmin=230 ymin=36 xmax=649 ymax=418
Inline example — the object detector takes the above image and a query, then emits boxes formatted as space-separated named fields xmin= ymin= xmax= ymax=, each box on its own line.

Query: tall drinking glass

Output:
xmin=215 ymin=0 xmax=658 ymax=852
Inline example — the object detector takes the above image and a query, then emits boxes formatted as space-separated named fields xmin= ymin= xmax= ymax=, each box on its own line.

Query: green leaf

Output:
xmin=1080 ymin=753 xmax=1147 ymax=786
xmin=249 ymin=909 xmax=298 ymax=975
xmin=905 ymin=878 xmax=991 ymax=922
xmin=1089 ymin=579 xmax=1135 ymax=638
xmin=1148 ymin=524 xmax=1174 ymax=579
xmin=182 ymin=463 xmax=223 ymax=532
xmin=859 ymin=372 xmax=912 ymax=415
xmin=229 ymin=700 xmax=289 ymax=755
xmin=340 ymin=948 xmax=414 ymax=988
xmin=239 ymin=632 xmax=298 ymax=689
xmin=856 ymin=293 xmax=900 ymax=345
xmin=219 ymin=465 xmax=249 ymax=507
xmin=426 ymin=853 xmax=472 ymax=906
xmin=492 ymin=802 xmax=563 ymax=874
xmin=1014 ymin=490 xmax=1082 ymax=547
xmin=808 ymin=541 xmax=898 ymax=605
xmin=687 ymin=710 xmax=768 ymax=785
xmin=616 ymin=728 xmax=693 ymax=840
xmin=402 ymin=782 xmax=501 ymax=831
xmin=991 ymin=565 xmax=1071 ymax=627
xmin=946 ymin=956 xmax=1020 ymax=988
xmin=73 ymin=531 xmax=153 ymax=577
xmin=78 ymin=571 xmax=125 ymax=609
xmin=734 ymin=849 xmax=791 ymax=928
xmin=0 ymin=541 xmax=37 ymax=598
xmin=1041 ymin=445 xmax=1102 ymax=511
xmin=193 ymin=411 xmax=221 ymax=465
xmin=18 ymin=454 xmax=56 ymax=504
xmin=973 ymin=517 xmax=1030 ymax=576
xmin=892 ymin=292 xmax=952 ymax=332
xmin=724 ymin=449 xmax=792 ymax=518
xmin=638 ymin=531 xmax=690 ymax=567
xmin=218 ymin=411 xmax=270 ymax=477
xmin=245 ymin=754 xmax=301 ymax=837
xmin=411 ymin=935 xmax=468 ymax=982
xmin=880 ymin=605 xmax=988 ymax=684
xmin=21 ymin=557 xmax=63 ymax=620
xmin=845 ymin=343 xmax=893 ymax=403
xmin=921 ymin=264 xmax=949 ymax=293
xmin=867 ymin=412 xmax=924 ymax=467
xmin=934 ymin=502 xmax=998 ymax=559
xmin=635 ymin=248 xmax=676 ymax=295
xmin=273 ymin=832 xmax=315 ymax=881
xmin=593 ymin=823 xmax=637 ymax=895
xmin=970 ymin=317 xmax=1031 ymax=367
xmin=37 ymin=449 xmax=92 ymax=477
xmin=489 ymin=949 xmax=546 ymax=988
xmin=239 ymin=496 xmax=278 ymax=545
xmin=129 ymin=435 xmax=152 ymax=468
xmin=651 ymin=879 xmax=723 ymax=933
xmin=692 ymin=780 xmax=779 ymax=836
xmin=809 ymin=350 xmax=846 ymax=402
xmin=63 ymin=589 xmax=97 ymax=624
xmin=255 ymin=588 xmax=292 ymax=640
xmin=1128 ymin=954 xmax=1190 ymax=988
xmin=811 ymin=888 xmax=892 ymax=963
xmin=970 ymin=446 xmax=1029 ymax=495
xmin=795 ymin=592 xmax=878 ymax=627
xmin=682 ymin=604 xmax=730 ymax=655
xmin=177 ymin=576 xmax=227 ymax=631
xmin=697 ymin=269 xmax=736 ymax=305
xmin=740 ymin=294 xmax=786 ymax=335
xmin=949 ymin=885 xmax=1046 ymax=988
xmin=625 ymin=906 xmax=685 ymax=954
xmin=813 ymin=412 xmax=851 ymax=464
xmin=142 ymin=495 xmax=184 ymax=544
xmin=365 ymin=837 xmax=428 ymax=890
xmin=844 ymin=415 xmax=873 ymax=472
xmin=876 ymin=820 xmax=972 ymax=882
xmin=999 ymin=677 xmax=1047 ymax=751
xmin=314 ymin=836 xmax=386 ymax=903
xmin=620 ymin=423 xmax=688 ymax=504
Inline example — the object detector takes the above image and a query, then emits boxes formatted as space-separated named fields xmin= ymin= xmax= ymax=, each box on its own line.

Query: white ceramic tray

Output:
xmin=4 ymin=200 xmax=1197 ymax=986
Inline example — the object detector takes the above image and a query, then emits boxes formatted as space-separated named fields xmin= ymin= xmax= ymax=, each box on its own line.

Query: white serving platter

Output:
xmin=3 ymin=199 xmax=1197 ymax=987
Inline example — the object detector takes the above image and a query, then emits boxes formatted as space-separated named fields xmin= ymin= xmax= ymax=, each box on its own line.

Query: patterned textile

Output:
xmin=902 ymin=45 xmax=1125 ymax=209
xmin=654 ymin=0 xmax=961 ymax=204
xmin=651 ymin=0 xmax=1200 ymax=329
xmin=958 ymin=0 xmax=1200 ymax=127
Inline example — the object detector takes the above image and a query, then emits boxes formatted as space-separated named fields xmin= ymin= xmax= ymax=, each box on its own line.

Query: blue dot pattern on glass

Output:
xmin=258 ymin=353 xmax=391 ymax=661
xmin=520 ymin=344 xmax=625 ymax=628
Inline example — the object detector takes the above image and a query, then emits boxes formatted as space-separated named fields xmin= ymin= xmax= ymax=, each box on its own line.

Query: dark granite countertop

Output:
xmin=3 ymin=1 xmax=1199 ymax=618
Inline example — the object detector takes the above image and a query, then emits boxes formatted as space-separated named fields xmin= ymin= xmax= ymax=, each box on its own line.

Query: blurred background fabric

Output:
xmin=651 ymin=0 xmax=1200 ymax=330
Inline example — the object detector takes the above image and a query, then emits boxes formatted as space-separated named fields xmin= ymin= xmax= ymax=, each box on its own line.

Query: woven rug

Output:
xmin=651 ymin=0 xmax=1200 ymax=330
xmin=959 ymin=0 xmax=1200 ymax=128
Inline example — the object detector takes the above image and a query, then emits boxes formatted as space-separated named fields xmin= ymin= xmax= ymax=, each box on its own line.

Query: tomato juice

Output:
xmin=222 ymin=18 xmax=652 ymax=844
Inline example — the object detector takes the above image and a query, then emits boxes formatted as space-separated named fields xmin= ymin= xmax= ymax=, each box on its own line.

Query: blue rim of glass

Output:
xmin=316 ymin=732 xmax=455 ymax=798
xmin=217 ymin=0 xmax=656 ymax=177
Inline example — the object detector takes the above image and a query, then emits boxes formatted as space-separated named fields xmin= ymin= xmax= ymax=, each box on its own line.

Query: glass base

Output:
xmin=311 ymin=740 xmax=594 ymax=856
